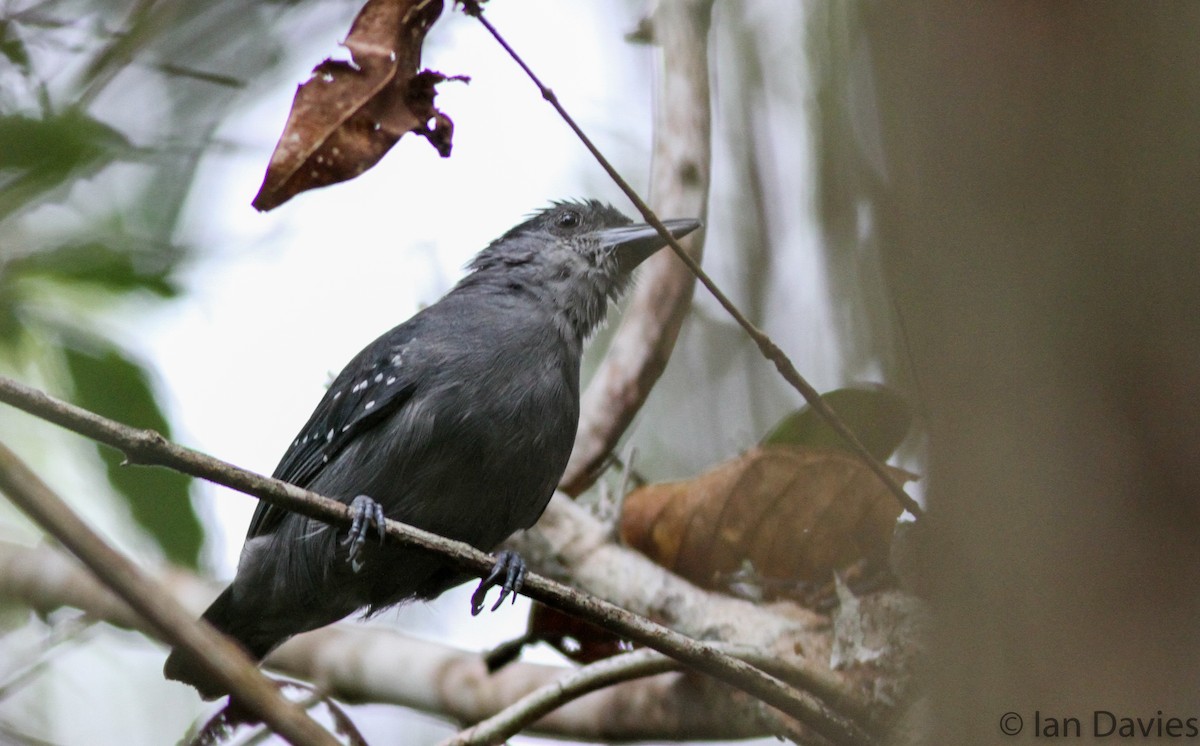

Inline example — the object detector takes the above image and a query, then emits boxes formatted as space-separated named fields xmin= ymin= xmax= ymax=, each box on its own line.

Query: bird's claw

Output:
xmin=471 ymin=550 xmax=526 ymax=616
xmin=343 ymin=495 xmax=386 ymax=572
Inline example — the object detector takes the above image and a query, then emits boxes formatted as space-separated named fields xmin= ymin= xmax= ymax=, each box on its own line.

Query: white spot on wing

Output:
xmin=365 ymin=400 xmax=375 ymax=410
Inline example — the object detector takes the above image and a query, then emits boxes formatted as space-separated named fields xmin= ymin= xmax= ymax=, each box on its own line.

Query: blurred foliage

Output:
xmin=762 ymin=384 xmax=912 ymax=461
xmin=805 ymin=2 xmax=914 ymax=391
xmin=2 ymin=239 xmax=178 ymax=301
xmin=64 ymin=344 xmax=202 ymax=567
xmin=0 ymin=0 xmax=300 ymax=567
xmin=0 ymin=111 xmax=125 ymax=183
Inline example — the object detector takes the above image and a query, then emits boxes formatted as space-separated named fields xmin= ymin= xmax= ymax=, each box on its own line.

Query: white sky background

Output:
xmin=125 ymin=1 xmax=844 ymax=742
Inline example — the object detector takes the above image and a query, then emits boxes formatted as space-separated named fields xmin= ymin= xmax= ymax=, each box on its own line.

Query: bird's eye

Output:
xmin=557 ymin=210 xmax=580 ymax=229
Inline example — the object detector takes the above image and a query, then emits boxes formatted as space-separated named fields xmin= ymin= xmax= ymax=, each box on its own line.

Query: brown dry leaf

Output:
xmin=526 ymin=602 xmax=628 ymax=664
xmin=252 ymin=0 xmax=461 ymax=211
xmin=619 ymin=445 xmax=913 ymax=590
xmin=483 ymin=603 xmax=628 ymax=671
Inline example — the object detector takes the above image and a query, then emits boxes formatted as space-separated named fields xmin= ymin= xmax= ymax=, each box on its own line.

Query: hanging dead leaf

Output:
xmin=619 ymin=445 xmax=914 ymax=591
xmin=252 ymin=0 xmax=463 ymax=211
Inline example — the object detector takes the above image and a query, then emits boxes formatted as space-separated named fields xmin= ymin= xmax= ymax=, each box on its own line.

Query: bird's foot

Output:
xmin=342 ymin=494 xmax=386 ymax=572
xmin=471 ymin=550 xmax=526 ymax=616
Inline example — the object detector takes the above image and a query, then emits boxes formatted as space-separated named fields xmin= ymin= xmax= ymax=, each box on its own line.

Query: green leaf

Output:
xmin=12 ymin=241 xmax=180 ymax=298
xmin=0 ymin=111 xmax=129 ymax=221
xmin=0 ymin=282 xmax=23 ymax=348
xmin=63 ymin=343 xmax=203 ymax=569
xmin=0 ymin=20 xmax=31 ymax=72
xmin=0 ymin=110 xmax=127 ymax=174
xmin=761 ymin=384 xmax=913 ymax=460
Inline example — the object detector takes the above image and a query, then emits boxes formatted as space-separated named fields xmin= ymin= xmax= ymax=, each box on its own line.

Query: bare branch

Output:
xmin=0 ymin=442 xmax=339 ymax=746
xmin=507 ymin=495 xmax=880 ymax=730
xmin=0 ymin=541 xmax=769 ymax=742
xmin=0 ymin=376 xmax=871 ymax=745
xmin=509 ymin=495 xmax=812 ymax=647
xmin=440 ymin=649 xmax=679 ymax=746
xmin=440 ymin=641 xmax=877 ymax=746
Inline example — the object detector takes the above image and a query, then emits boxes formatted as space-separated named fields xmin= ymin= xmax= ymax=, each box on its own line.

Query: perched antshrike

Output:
xmin=164 ymin=201 xmax=700 ymax=698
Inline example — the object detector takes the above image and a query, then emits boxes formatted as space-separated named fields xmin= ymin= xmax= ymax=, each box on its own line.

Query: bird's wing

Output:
xmin=247 ymin=323 xmax=423 ymax=539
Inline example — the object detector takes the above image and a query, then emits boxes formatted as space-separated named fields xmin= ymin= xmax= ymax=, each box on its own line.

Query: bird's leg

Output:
xmin=343 ymin=494 xmax=387 ymax=572
xmin=471 ymin=550 xmax=527 ymax=616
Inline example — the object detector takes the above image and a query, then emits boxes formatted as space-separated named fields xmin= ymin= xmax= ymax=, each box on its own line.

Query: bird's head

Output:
xmin=463 ymin=200 xmax=701 ymax=340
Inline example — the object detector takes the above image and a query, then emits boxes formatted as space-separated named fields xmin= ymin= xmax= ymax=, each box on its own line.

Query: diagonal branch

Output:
xmin=440 ymin=648 xmax=680 ymax=746
xmin=506 ymin=495 xmax=887 ymax=737
xmin=0 ymin=442 xmax=339 ymax=746
xmin=441 ymin=640 xmax=883 ymax=746
xmin=459 ymin=0 xmax=922 ymax=518
xmin=0 ymin=375 xmax=872 ymax=745
xmin=0 ymin=540 xmax=771 ymax=742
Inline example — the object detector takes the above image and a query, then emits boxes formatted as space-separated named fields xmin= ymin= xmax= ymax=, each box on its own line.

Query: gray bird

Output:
xmin=164 ymin=200 xmax=700 ymax=698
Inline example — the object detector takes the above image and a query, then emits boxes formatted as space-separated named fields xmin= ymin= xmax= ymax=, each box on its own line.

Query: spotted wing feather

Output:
xmin=246 ymin=322 xmax=423 ymax=539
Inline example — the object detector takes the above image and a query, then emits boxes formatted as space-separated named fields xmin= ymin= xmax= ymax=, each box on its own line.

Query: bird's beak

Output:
xmin=597 ymin=218 xmax=702 ymax=272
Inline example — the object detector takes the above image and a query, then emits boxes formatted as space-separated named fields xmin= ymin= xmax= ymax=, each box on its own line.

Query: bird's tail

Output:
xmin=163 ymin=585 xmax=271 ymax=700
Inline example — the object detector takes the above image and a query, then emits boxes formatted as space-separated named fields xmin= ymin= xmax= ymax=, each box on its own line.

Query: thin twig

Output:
xmin=444 ymin=642 xmax=884 ymax=746
xmin=255 ymin=683 xmax=367 ymax=746
xmin=0 ymin=375 xmax=871 ymax=746
xmin=75 ymin=0 xmax=161 ymax=109
xmin=238 ymin=688 xmax=325 ymax=746
xmin=0 ymin=616 xmax=99 ymax=702
xmin=440 ymin=648 xmax=679 ymax=746
xmin=0 ymin=441 xmax=339 ymax=746
xmin=458 ymin=0 xmax=922 ymax=518
xmin=737 ymin=647 xmax=884 ymax=735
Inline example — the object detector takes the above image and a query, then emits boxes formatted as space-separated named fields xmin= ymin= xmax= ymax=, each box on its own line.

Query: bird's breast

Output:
xmin=344 ymin=329 xmax=578 ymax=549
